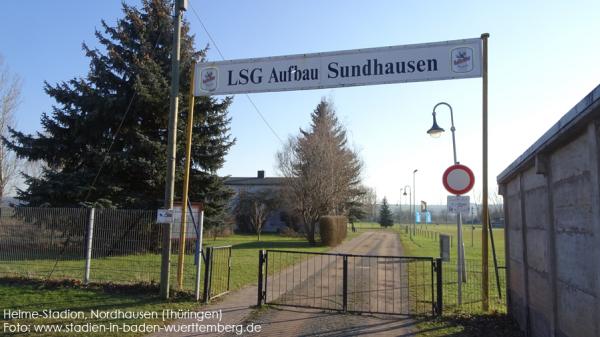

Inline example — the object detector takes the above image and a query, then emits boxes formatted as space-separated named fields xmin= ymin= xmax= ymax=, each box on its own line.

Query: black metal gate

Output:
xmin=202 ymin=245 xmax=232 ymax=303
xmin=258 ymin=250 xmax=442 ymax=316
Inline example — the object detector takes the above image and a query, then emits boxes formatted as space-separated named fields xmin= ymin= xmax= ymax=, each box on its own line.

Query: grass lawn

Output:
xmin=1 ymin=232 xmax=358 ymax=336
xmin=416 ymin=313 xmax=524 ymax=337
xmin=0 ymin=232 xmax=360 ymax=292
xmin=395 ymin=223 xmax=505 ymax=262
xmin=198 ymin=232 xmax=361 ymax=291
xmin=1 ymin=279 xmax=198 ymax=337
xmin=395 ymin=223 xmax=507 ymax=313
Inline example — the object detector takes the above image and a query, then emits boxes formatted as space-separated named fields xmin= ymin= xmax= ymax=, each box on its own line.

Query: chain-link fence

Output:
xmin=0 ymin=207 xmax=228 ymax=299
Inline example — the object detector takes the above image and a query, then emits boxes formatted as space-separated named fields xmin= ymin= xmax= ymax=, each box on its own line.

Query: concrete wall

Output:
xmin=499 ymin=123 xmax=600 ymax=337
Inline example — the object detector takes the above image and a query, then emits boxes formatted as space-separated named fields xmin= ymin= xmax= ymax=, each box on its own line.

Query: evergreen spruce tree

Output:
xmin=378 ymin=197 xmax=393 ymax=227
xmin=5 ymin=0 xmax=235 ymax=228
xmin=278 ymin=98 xmax=362 ymax=244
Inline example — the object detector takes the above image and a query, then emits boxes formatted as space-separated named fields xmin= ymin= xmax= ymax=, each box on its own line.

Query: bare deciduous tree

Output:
xmin=233 ymin=189 xmax=280 ymax=241
xmin=490 ymin=191 xmax=504 ymax=221
xmin=0 ymin=56 xmax=22 ymax=198
xmin=360 ymin=186 xmax=377 ymax=221
xmin=277 ymin=98 xmax=362 ymax=244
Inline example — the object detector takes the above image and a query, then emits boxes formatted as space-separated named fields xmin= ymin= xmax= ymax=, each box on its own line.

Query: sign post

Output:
xmin=443 ymin=164 xmax=475 ymax=306
xmin=177 ymin=62 xmax=197 ymax=290
xmin=481 ymin=33 xmax=490 ymax=312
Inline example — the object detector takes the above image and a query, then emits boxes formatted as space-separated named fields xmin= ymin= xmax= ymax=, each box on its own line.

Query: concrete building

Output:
xmin=224 ymin=170 xmax=288 ymax=233
xmin=497 ymin=84 xmax=600 ymax=337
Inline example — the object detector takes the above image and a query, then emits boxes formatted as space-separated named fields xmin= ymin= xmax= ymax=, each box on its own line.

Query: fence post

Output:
xmin=194 ymin=210 xmax=204 ymax=301
xmin=342 ymin=255 xmax=348 ymax=312
xmin=83 ymin=208 xmax=95 ymax=284
xmin=202 ymin=247 xmax=213 ymax=304
xmin=435 ymin=258 xmax=443 ymax=316
xmin=227 ymin=247 xmax=232 ymax=292
xmin=257 ymin=250 xmax=265 ymax=306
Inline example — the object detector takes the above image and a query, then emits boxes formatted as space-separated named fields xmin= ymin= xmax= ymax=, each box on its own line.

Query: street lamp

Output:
xmin=402 ymin=185 xmax=411 ymax=230
xmin=412 ymin=169 xmax=418 ymax=235
xmin=428 ymin=102 xmax=458 ymax=165
xmin=427 ymin=101 xmax=466 ymax=305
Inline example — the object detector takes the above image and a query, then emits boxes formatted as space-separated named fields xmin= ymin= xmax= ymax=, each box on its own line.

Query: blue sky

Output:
xmin=1 ymin=0 xmax=599 ymax=205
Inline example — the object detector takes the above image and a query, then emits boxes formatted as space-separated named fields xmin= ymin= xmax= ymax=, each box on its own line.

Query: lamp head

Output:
xmin=403 ymin=191 xmax=407 ymax=196
xmin=427 ymin=114 xmax=445 ymax=138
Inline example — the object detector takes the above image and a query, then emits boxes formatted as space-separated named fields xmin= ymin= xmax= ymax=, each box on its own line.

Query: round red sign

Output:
xmin=442 ymin=164 xmax=475 ymax=195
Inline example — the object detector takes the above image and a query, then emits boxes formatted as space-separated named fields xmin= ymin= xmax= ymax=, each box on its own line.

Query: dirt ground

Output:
xmin=150 ymin=231 xmax=424 ymax=337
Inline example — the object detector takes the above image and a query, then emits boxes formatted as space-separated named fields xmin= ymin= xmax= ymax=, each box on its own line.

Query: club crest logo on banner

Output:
xmin=200 ymin=67 xmax=218 ymax=92
xmin=451 ymin=47 xmax=474 ymax=73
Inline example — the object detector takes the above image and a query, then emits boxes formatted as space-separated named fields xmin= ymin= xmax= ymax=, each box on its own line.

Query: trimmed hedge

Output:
xmin=319 ymin=216 xmax=348 ymax=246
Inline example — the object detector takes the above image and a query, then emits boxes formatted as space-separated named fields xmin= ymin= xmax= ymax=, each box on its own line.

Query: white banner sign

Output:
xmin=195 ymin=38 xmax=482 ymax=96
xmin=447 ymin=195 xmax=470 ymax=214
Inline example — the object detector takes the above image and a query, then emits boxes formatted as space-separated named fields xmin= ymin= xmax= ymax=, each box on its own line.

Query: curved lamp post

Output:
xmin=428 ymin=102 xmax=458 ymax=164
xmin=428 ymin=102 xmax=466 ymax=305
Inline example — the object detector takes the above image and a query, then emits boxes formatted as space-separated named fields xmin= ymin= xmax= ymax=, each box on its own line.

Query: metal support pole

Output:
xmin=435 ymin=258 xmax=443 ymax=316
xmin=160 ymin=0 xmax=184 ymax=300
xmin=413 ymin=170 xmax=418 ymax=235
xmin=481 ymin=32 xmax=490 ymax=311
xmin=83 ymin=208 xmax=95 ymax=284
xmin=203 ymin=246 xmax=213 ymax=303
xmin=409 ymin=189 xmax=413 ymax=239
xmin=457 ymin=212 xmax=463 ymax=305
xmin=194 ymin=210 xmax=204 ymax=301
xmin=177 ymin=62 xmax=196 ymax=290
xmin=257 ymin=250 xmax=265 ymax=306
xmin=342 ymin=256 xmax=348 ymax=312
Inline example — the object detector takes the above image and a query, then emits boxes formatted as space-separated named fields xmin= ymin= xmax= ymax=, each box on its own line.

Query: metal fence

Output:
xmin=202 ymin=246 xmax=232 ymax=303
xmin=440 ymin=258 xmax=507 ymax=313
xmin=258 ymin=250 xmax=440 ymax=316
xmin=257 ymin=249 xmax=506 ymax=316
xmin=0 ymin=207 xmax=230 ymax=301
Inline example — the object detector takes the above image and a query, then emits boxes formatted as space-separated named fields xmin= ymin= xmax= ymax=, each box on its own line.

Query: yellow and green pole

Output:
xmin=177 ymin=62 xmax=196 ymax=290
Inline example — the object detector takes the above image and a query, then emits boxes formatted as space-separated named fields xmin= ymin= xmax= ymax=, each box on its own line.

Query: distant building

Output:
xmin=224 ymin=170 xmax=288 ymax=233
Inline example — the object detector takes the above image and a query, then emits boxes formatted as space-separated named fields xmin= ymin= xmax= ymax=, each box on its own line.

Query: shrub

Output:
xmin=319 ymin=216 xmax=348 ymax=246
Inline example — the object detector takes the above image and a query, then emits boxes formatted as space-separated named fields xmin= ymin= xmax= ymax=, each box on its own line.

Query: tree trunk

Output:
xmin=305 ymin=220 xmax=317 ymax=245
xmin=306 ymin=232 xmax=316 ymax=245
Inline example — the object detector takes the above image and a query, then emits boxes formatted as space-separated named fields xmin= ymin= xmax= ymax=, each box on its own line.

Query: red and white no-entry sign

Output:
xmin=442 ymin=164 xmax=475 ymax=195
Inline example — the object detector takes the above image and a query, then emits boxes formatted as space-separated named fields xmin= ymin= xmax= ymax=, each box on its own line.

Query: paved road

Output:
xmin=149 ymin=231 xmax=423 ymax=337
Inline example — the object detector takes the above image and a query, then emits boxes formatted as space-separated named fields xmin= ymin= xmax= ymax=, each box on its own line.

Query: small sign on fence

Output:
xmin=157 ymin=209 xmax=174 ymax=223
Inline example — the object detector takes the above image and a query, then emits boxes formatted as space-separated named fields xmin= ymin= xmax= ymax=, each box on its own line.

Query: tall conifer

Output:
xmin=379 ymin=197 xmax=393 ymax=227
xmin=5 ymin=0 xmax=235 ymax=227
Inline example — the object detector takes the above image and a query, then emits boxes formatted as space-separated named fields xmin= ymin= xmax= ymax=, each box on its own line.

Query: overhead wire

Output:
xmin=188 ymin=2 xmax=285 ymax=145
